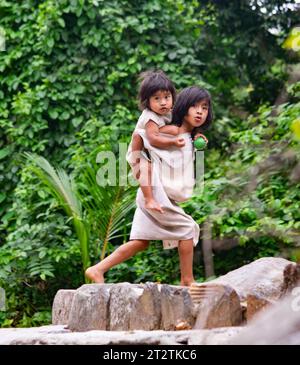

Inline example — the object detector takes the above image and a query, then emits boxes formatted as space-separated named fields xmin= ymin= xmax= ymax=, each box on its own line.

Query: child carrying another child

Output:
xmin=85 ymin=83 xmax=213 ymax=286
xmin=126 ymin=70 xmax=207 ymax=213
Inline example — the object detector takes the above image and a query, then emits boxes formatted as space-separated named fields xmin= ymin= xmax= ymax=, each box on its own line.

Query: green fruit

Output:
xmin=194 ymin=136 xmax=207 ymax=150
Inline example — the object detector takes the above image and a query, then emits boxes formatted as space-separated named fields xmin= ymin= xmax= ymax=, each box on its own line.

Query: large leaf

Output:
xmin=24 ymin=152 xmax=90 ymax=275
xmin=78 ymin=162 xmax=136 ymax=260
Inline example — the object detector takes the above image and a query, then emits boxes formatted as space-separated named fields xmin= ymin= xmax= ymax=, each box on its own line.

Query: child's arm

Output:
xmin=158 ymin=124 xmax=180 ymax=136
xmin=146 ymin=121 xmax=185 ymax=149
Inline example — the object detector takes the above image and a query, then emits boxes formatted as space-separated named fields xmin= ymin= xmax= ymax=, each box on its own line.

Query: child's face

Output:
xmin=149 ymin=90 xmax=173 ymax=115
xmin=183 ymin=99 xmax=209 ymax=130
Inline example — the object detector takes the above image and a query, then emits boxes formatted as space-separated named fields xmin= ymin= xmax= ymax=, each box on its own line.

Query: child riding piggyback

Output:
xmin=126 ymin=70 xmax=207 ymax=214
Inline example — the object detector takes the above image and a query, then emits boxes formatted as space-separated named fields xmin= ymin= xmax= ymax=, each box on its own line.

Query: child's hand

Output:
xmin=174 ymin=137 xmax=186 ymax=148
xmin=194 ymin=133 xmax=208 ymax=144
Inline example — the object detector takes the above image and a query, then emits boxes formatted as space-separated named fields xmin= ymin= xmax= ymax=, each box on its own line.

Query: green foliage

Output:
xmin=104 ymin=240 xmax=205 ymax=285
xmin=0 ymin=0 xmax=214 ymax=241
xmin=0 ymin=0 xmax=209 ymax=326
xmin=0 ymin=0 xmax=299 ymax=327
xmin=187 ymin=96 xmax=300 ymax=273
xmin=80 ymin=165 xmax=136 ymax=261
xmin=0 ymin=208 xmax=82 ymax=327
xmin=24 ymin=152 xmax=91 ymax=276
xmin=197 ymin=0 xmax=299 ymax=109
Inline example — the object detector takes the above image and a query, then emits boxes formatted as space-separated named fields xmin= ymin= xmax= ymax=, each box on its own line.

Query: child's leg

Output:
xmin=85 ymin=239 xmax=149 ymax=283
xmin=131 ymin=132 xmax=144 ymax=160
xmin=139 ymin=158 xmax=164 ymax=213
xmin=131 ymin=132 xmax=163 ymax=213
xmin=178 ymin=239 xmax=195 ymax=286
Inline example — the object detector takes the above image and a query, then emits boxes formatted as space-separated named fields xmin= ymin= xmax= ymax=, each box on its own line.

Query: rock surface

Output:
xmin=4 ymin=257 xmax=300 ymax=345
xmin=211 ymin=257 xmax=297 ymax=301
xmin=192 ymin=283 xmax=243 ymax=329
xmin=52 ymin=289 xmax=76 ymax=325
xmin=0 ymin=325 xmax=245 ymax=345
xmin=228 ymin=291 xmax=300 ymax=344
xmin=281 ymin=263 xmax=300 ymax=295
xmin=67 ymin=284 xmax=112 ymax=331
xmin=109 ymin=282 xmax=161 ymax=331
xmin=160 ymin=284 xmax=195 ymax=330
xmin=246 ymin=293 xmax=273 ymax=321
xmin=50 ymin=258 xmax=300 ymax=332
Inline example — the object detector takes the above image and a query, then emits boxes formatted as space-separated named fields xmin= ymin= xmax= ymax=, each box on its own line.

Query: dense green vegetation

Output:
xmin=0 ymin=0 xmax=299 ymax=327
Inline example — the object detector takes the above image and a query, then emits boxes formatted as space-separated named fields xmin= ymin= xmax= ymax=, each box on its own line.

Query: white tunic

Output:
xmin=126 ymin=108 xmax=171 ymax=166
xmin=129 ymin=131 xmax=200 ymax=249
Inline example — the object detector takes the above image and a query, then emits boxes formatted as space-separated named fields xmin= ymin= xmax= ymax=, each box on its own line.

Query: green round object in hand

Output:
xmin=194 ymin=136 xmax=207 ymax=150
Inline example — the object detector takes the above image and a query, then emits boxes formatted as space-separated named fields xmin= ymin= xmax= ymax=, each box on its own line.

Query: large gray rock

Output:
xmin=228 ymin=290 xmax=300 ymax=344
xmin=49 ymin=258 xmax=299 ymax=334
xmin=192 ymin=283 xmax=243 ymax=329
xmin=68 ymin=284 xmax=112 ymax=331
xmin=52 ymin=289 xmax=76 ymax=325
xmin=109 ymin=282 xmax=161 ymax=331
xmin=281 ymin=263 xmax=300 ymax=295
xmin=160 ymin=284 xmax=195 ymax=330
xmin=246 ymin=293 xmax=274 ymax=321
xmin=211 ymin=257 xmax=297 ymax=301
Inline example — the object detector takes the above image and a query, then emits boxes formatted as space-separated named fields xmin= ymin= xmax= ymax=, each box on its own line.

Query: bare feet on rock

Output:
xmin=85 ymin=266 xmax=105 ymax=283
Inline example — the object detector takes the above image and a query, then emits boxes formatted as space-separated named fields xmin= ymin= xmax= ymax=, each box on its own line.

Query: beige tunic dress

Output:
xmin=126 ymin=108 xmax=171 ymax=166
xmin=128 ymin=129 xmax=200 ymax=250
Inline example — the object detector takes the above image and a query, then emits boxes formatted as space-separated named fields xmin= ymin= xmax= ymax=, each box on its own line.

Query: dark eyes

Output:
xmin=193 ymin=104 xmax=208 ymax=109
xmin=154 ymin=95 xmax=171 ymax=100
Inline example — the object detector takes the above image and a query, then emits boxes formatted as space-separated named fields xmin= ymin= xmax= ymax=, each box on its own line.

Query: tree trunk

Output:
xmin=202 ymin=221 xmax=215 ymax=278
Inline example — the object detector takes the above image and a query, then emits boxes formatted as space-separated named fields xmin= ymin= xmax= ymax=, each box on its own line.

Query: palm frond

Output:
xmin=24 ymin=152 xmax=90 ymax=275
xmin=24 ymin=151 xmax=137 ymax=275
xmin=79 ymin=162 xmax=136 ymax=259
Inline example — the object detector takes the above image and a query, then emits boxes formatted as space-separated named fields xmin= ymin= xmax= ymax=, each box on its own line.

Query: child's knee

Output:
xmin=178 ymin=240 xmax=193 ymax=252
xmin=133 ymin=131 xmax=142 ymax=140
xmin=139 ymin=240 xmax=149 ymax=250
xmin=132 ymin=132 xmax=143 ymax=149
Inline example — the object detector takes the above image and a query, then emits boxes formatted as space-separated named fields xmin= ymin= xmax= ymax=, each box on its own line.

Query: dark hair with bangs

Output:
xmin=138 ymin=70 xmax=176 ymax=110
xmin=171 ymin=86 xmax=213 ymax=136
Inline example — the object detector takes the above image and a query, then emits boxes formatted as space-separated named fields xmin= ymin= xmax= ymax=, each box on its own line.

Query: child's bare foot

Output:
xmin=145 ymin=198 xmax=164 ymax=213
xmin=85 ymin=266 xmax=105 ymax=283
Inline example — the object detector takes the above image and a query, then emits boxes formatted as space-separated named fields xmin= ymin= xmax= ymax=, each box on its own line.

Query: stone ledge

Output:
xmin=52 ymin=282 xmax=243 ymax=332
xmin=51 ymin=258 xmax=300 ymax=333
xmin=0 ymin=325 xmax=244 ymax=345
